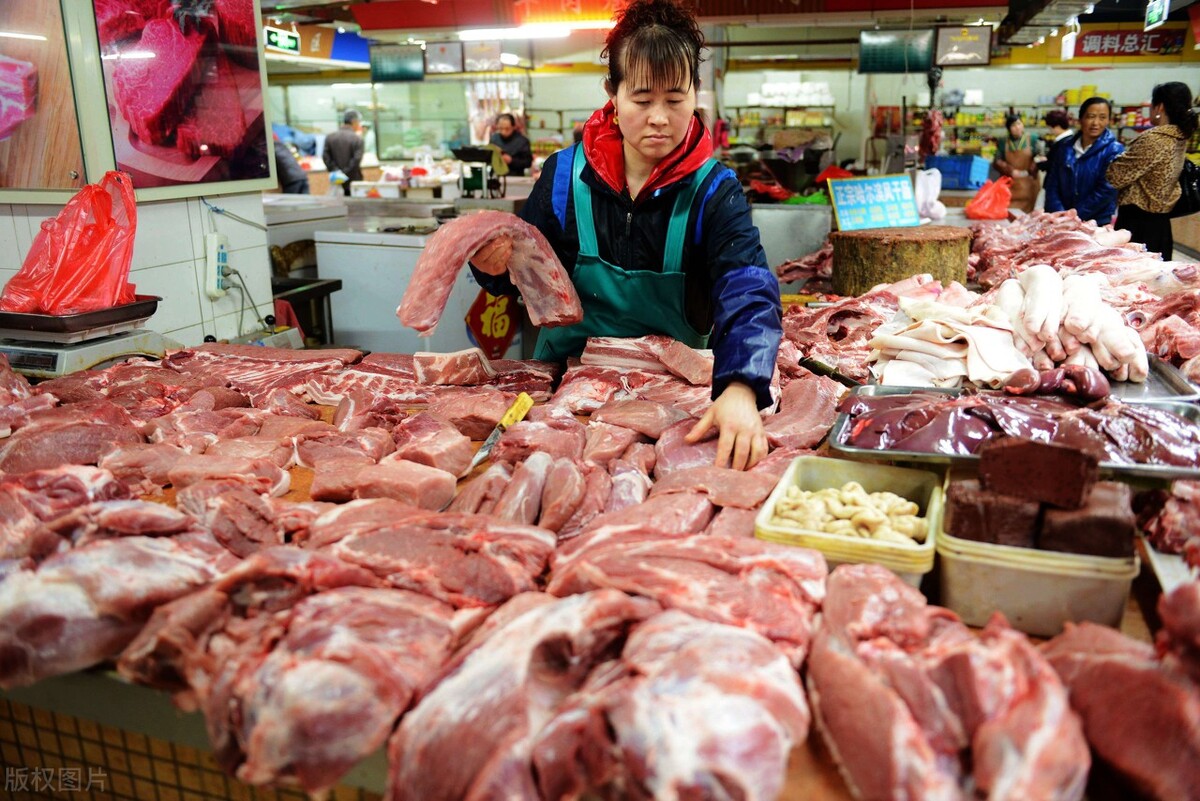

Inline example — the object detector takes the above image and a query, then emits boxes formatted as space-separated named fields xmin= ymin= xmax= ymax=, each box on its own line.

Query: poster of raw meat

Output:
xmin=0 ymin=2 xmax=86 ymax=190
xmin=92 ymin=0 xmax=272 ymax=191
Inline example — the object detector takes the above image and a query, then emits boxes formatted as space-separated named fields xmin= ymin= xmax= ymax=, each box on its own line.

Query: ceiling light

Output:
xmin=1084 ymin=4 xmax=1094 ymax=13
xmin=337 ymin=26 xmax=346 ymax=34
xmin=500 ymin=52 xmax=521 ymax=66
xmin=0 ymin=31 xmax=47 ymax=41
xmin=458 ymin=21 xmax=614 ymax=41
xmin=1050 ymin=28 xmax=1058 ymax=36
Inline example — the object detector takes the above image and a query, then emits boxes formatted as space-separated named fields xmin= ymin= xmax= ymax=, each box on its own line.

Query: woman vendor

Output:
xmin=992 ymin=114 xmax=1041 ymax=213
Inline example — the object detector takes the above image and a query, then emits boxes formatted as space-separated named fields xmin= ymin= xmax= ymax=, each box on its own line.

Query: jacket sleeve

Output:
xmin=1106 ymin=136 xmax=1151 ymax=189
xmin=351 ymin=137 xmax=364 ymax=171
xmin=701 ymin=176 xmax=781 ymax=409
xmin=1043 ymin=149 xmax=1065 ymax=212
xmin=321 ymin=138 xmax=335 ymax=172
xmin=509 ymin=136 xmax=534 ymax=175
xmin=1080 ymin=146 xmax=1123 ymax=223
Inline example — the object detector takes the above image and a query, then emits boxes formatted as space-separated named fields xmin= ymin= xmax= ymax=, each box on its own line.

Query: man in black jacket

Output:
xmin=322 ymin=109 xmax=365 ymax=196
xmin=489 ymin=113 xmax=533 ymax=176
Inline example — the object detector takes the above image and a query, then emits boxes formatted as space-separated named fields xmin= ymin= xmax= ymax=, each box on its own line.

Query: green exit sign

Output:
xmin=264 ymin=26 xmax=300 ymax=54
xmin=1145 ymin=0 xmax=1167 ymax=31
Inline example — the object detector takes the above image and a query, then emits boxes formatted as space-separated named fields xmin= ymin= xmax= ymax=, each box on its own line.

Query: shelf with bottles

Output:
xmin=525 ymin=109 xmax=594 ymax=136
xmin=730 ymin=106 xmax=835 ymax=133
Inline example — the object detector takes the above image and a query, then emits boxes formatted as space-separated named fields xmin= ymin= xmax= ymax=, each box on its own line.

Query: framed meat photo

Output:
xmin=91 ymin=0 xmax=275 ymax=196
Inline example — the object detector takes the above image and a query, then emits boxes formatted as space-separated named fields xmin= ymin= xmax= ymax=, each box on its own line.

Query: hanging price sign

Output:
xmin=465 ymin=288 xmax=518 ymax=358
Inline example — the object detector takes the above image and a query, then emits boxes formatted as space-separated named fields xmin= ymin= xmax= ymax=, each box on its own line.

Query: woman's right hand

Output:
xmin=472 ymin=235 xmax=513 ymax=276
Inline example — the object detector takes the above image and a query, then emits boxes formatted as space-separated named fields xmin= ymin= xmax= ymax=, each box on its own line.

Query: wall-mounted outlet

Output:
xmin=205 ymin=233 xmax=230 ymax=300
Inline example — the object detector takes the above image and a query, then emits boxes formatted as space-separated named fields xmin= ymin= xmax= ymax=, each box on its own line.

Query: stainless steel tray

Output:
xmin=0 ymin=295 xmax=160 ymax=336
xmin=1110 ymin=355 xmax=1200 ymax=403
xmin=829 ymin=385 xmax=1200 ymax=482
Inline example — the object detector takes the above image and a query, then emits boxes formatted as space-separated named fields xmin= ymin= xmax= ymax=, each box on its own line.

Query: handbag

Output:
xmin=1170 ymin=158 xmax=1200 ymax=219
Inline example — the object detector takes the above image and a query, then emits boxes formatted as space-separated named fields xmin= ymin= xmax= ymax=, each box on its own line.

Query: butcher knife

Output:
xmin=798 ymin=356 xmax=864 ymax=388
xmin=468 ymin=391 xmax=534 ymax=471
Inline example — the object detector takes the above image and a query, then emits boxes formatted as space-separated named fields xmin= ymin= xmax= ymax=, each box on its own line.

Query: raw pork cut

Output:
xmin=808 ymin=564 xmax=1089 ymax=801
xmin=446 ymin=462 xmax=512 ymax=515
xmin=111 ymin=19 xmax=206 ymax=145
xmin=492 ymin=451 xmax=554 ymax=525
xmin=386 ymin=590 xmax=661 ymax=801
xmin=548 ymin=532 xmax=826 ymax=665
xmin=310 ymin=458 xmax=456 ymax=510
xmin=318 ymin=512 xmax=556 ymax=607
xmin=166 ymin=454 xmax=290 ymax=497
xmin=1041 ymin=591 xmax=1200 ymax=801
xmin=0 ymin=55 xmax=37 ymax=141
xmin=0 ymin=533 xmax=235 ymax=689
xmin=491 ymin=413 xmax=587 ymax=464
xmin=412 ymin=348 xmax=497 ymax=385
xmin=174 ymin=480 xmax=285 ymax=557
xmin=763 ymin=370 xmax=842 ymax=449
xmin=582 ymin=421 xmax=642 ymax=468
xmin=591 ymin=399 xmax=689 ymax=439
xmin=387 ymin=412 xmax=473 ymax=477
xmin=649 ymin=465 xmax=779 ymax=509
xmin=0 ymin=421 xmax=143 ymax=474
xmin=398 ymin=210 xmax=582 ymax=334
xmin=532 ymin=610 xmax=809 ymax=801
xmin=427 ymin=386 xmax=515 ymax=439
xmin=537 ymin=458 xmax=586 ymax=532
xmin=208 ymin=586 xmax=464 ymax=795
xmin=653 ymin=418 xmax=717 ymax=478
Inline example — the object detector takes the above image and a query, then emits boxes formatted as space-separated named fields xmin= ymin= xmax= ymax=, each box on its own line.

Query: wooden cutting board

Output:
xmin=0 ymin=2 xmax=85 ymax=190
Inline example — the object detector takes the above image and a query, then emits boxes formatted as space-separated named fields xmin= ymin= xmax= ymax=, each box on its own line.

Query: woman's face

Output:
xmin=1080 ymin=104 xmax=1110 ymax=143
xmin=612 ymin=67 xmax=697 ymax=167
xmin=1008 ymin=119 xmax=1024 ymax=139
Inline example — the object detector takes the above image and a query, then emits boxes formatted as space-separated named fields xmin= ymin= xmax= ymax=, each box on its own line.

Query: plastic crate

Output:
xmin=925 ymin=155 xmax=990 ymax=190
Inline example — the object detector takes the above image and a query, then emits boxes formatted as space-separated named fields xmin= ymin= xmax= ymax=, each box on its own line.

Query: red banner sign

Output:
xmin=465 ymin=289 xmax=518 ymax=358
xmin=1074 ymin=28 xmax=1186 ymax=57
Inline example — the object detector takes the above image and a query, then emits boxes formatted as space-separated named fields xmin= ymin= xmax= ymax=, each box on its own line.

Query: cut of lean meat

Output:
xmin=111 ymin=19 xmax=207 ymax=145
xmin=398 ymin=210 xmax=582 ymax=335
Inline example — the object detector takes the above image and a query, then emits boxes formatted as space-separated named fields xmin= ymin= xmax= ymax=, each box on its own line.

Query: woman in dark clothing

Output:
xmin=1044 ymin=97 xmax=1125 ymax=224
xmin=489 ymin=113 xmax=533 ymax=176
xmin=471 ymin=0 xmax=780 ymax=470
xmin=1107 ymin=82 xmax=1198 ymax=259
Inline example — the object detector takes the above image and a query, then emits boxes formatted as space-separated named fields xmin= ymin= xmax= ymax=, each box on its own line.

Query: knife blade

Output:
xmin=798 ymin=356 xmax=864 ymax=388
xmin=468 ymin=391 xmax=534 ymax=471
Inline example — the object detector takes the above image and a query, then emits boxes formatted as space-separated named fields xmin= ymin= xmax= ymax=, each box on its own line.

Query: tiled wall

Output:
xmin=0 ymin=192 xmax=274 ymax=348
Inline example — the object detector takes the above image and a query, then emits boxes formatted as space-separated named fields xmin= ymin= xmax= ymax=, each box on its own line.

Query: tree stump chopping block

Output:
xmin=830 ymin=226 xmax=970 ymax=297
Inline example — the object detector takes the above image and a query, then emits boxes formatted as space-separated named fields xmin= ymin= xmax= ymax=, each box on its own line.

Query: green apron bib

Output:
xmin=533 ymin=146 xmax=721 ymax=361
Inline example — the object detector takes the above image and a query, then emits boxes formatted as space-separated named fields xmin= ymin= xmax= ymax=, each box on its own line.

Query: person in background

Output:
xmin=322 ymin=109 xmax=365 ymax=197
xmin=1107 ymin=82 xmax=1198 ymax=259
xmin=992 ymin=114 xmax=1040 ymax=213
xmin=489 ymin=113 xmax=533 ymax=176
xmin=471 ymin=0 xmax=780 ymax=471
xmin=273 ymin=135 xmax=309 ymax=194
xmin=1038 ymin=109 xmax=1073 ymax=169
xmin=1043 ymin=97 xmax=1124 ymax=224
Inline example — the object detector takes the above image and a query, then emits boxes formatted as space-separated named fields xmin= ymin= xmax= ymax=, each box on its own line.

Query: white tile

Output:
xmin=131 ymin=200 xmax=197 ymax=271
xmin=14 ymin=206 xmax=59 ymax=253
xmin=160 ymin=323 xmax=207 ymax=349
xmin=133 ymin=262 xmax=205 ymax=335
xmin=0 ymin=212 xmax=20 ymax=273
xmin=205 ymin=193 xmax=270 ymax=252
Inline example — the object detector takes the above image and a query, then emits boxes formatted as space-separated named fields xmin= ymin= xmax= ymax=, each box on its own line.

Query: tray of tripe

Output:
xmin=829 ymin=384 xmax=1200 ymax=481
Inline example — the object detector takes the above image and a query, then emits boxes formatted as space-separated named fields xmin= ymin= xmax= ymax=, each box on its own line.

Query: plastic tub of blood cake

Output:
xmin=936 ymin=472 xmax=1140 ymax=638
xmin=755 ymin=456 xmax=941 ymax=588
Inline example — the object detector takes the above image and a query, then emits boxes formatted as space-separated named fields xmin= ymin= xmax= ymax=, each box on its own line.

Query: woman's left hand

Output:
xmin=685 ymin=381 xmax=768 ymax=471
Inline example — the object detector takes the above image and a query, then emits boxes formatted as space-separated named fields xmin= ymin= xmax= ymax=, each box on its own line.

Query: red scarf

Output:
xmin=581 ymin=100 xmax=714 ymax=201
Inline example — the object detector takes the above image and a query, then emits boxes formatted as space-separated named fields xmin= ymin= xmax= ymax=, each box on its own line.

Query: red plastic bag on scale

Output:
xmin=964 ymin=176 xmax=1012 ymax=220
xmin=0 ymin=171 xmax=137 ymax=315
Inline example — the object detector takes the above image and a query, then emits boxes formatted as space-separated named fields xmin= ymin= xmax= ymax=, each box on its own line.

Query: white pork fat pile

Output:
xmin=397 ymin=210 xmax=582 ymax=334
xmin=808 ymin=564 xmax=1089 ymax=801
xmin=386 ymin=590 xmax=811 ymax=801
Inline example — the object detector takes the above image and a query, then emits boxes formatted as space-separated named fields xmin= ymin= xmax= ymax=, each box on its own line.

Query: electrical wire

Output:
xmin=200 ymin=197 xmax=268 ymax=232
xmin=227 ymin=267 xmax=270 ymax=332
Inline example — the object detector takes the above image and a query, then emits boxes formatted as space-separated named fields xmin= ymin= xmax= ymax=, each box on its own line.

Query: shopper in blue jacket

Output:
xmin=1043 ymin=97 xmax=1125 ymax=224
xmin=471 ymin=0 xmax=780 ymax=470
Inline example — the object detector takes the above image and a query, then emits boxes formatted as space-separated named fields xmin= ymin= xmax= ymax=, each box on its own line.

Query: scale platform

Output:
xmin=0 ymin=330 xmax=176 ymax=378
xmin=0 ymin=296 xmax=173 ymax=378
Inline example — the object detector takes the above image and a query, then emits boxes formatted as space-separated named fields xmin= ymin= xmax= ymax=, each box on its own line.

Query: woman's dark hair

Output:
xmin=1151 ymin=81 xmax=1199 ymax=137
xmin=602 ymin=0 xmax=705 ymax=95
xmin=496 ymin=113 xmax=517 ymax=126
xmin=1005 ymin=113 xmax=1022 ymax=133
xmin=1043 ymin=109 xmax=1070 ymax=130
xmin=1078 ymin=97 xmax=1112 ymax=120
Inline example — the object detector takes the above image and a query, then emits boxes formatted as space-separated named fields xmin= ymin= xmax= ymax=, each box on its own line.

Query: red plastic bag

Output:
xmin=0 ymin=171 xmax=137 ymax=315
xmin=964 ymin=176 xmax=1012 ymax=220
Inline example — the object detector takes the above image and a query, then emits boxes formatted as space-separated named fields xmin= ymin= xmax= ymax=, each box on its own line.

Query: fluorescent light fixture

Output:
xmin=337 ymin=26 xmax=346 ymax=34
xmin=500 ymin=52 xmax=521 ymax=65
xmin=101 ymin=50 xmax=156 ymax=60
xmin=1084 ymin=3 xmax=1094 ymax=13
xmin=458 ymin=21 xmax=613 ymax=41
xmin=0 ymin=31 xmax=47 ymax=41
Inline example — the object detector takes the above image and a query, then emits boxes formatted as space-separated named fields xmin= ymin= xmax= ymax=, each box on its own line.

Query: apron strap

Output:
xmin=663 ymin=159 xmax=722 ymax=274
xmin=571 ymin=145 xmax=600 ymax=257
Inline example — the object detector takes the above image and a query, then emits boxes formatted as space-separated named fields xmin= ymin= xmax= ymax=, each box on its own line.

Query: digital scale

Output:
xmin=0 ymin=296 xmax=178 ymax=379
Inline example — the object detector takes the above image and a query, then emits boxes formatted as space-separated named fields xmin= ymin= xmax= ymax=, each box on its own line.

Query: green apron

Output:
xmin=533 ymin=145 xmax=721 ymax=361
